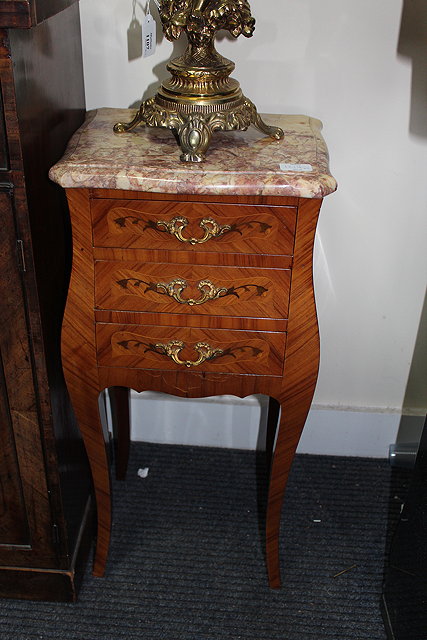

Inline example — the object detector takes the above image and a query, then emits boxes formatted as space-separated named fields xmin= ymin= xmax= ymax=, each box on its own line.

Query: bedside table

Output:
xmin=50 ymin=108 xmax=336 ymax=588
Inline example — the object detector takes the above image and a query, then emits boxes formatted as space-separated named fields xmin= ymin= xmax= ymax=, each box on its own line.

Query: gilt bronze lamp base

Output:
xmin=114 ymin=1 xmax=284 ymax=162
xmin=114 ymin=94 xmax=283 ymax=164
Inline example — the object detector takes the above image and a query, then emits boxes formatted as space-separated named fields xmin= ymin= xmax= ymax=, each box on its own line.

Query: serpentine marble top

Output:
xmin=49 ymin=108 xmax=337 ymax=198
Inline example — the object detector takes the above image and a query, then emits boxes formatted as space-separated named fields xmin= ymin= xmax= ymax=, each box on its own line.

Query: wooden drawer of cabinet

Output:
xmin=91 ymin=199 xmax=296 ymax=256
xmin=94 ymin=261 xmax=291 ymax=319
xmin=96 ymin=324 xmax=286 ymax=376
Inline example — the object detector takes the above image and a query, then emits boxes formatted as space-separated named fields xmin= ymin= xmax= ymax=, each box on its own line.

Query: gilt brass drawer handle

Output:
xmin=156 ymin=216 xmax=231 ymax=245
xmin=156 ymin=278 xmax=228 ymax=306
xmin=154 ymin=340 xmax=224 ymax=367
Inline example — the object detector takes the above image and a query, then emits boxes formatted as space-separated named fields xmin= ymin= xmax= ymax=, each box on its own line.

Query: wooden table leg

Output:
xmin=62 ymin=188 xmax=112 ymax=578
xmin=61 ymin=356 xmax=112 ymax=577
xmin=265 ymin=392 xmax=315 ymax=588
xmin=109 ymin=386 xmax=131 ymax=480
xmin=265 ymin=197 xmax=322 ymax=588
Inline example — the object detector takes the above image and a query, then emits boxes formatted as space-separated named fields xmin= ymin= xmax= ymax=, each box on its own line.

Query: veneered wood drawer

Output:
xmin=96 ymin=324 xmax=286 ymax=376
xmin=95 ymin=262 xmax=290 ymax=319
xmin=91 ymin=199 xmax=296 ymax=256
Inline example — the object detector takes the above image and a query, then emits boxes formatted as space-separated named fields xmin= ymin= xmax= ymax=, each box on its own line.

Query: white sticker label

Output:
xmin=279 ymin=163 xmax=313 ymax=172
xmin=143 ymin=13 xmax=156 ymax=58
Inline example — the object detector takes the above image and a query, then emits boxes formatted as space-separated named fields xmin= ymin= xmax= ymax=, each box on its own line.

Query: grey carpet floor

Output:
xmin=0 ymin=443 xmax=408 ymax=640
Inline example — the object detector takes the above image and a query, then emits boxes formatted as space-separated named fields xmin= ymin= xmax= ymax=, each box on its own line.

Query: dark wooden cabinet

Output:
xmin=0 ymin=0 xmax=79 ymax=29
xmin=0 ymin=0 xmax=93 ymax=601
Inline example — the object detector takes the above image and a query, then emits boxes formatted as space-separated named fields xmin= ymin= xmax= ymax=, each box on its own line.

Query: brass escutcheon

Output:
xmin=156 ymin=216 xmax=231 ymax=244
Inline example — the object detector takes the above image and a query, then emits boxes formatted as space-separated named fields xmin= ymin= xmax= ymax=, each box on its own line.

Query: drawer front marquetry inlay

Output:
xmin=112 ymin=211 xmax=270 ymax=246
xmin=116 ymin=276 xmax=267 ymax=307
xmin=96 ymin=324 xmax=286 ymax=376
xmin=91 ymin=200 xmax=296 ymax=255
xmin=95 ymin=262 xmax=289 ymax=318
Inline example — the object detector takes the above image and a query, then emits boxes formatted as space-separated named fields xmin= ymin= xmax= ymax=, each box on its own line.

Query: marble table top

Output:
xmin=49 ymin=108 xmax=337 ymax=198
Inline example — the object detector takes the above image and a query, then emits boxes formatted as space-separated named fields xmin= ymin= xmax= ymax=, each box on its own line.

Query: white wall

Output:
xmin=80 ymin=0 xmax=427 ymax=455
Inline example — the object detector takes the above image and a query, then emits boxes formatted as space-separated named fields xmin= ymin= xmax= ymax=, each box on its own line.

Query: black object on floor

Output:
xmin=0 ymin=443 xmax=408 ymax=639
xmin=382 ymin=416 xmax=427 ymax=640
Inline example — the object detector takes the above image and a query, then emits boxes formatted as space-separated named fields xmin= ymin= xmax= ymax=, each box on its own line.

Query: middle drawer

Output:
xmin=95 ymin=262 xmax=291 ymax=319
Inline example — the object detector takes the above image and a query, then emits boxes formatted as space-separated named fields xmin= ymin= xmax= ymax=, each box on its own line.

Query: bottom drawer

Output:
xmin=96 ymin=324 xmax=286 ymax=376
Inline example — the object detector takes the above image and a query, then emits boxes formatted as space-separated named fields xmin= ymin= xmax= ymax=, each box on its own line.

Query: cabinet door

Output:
xmin=0 ymin=188 xmax=56 ymax=567
xmin=0 ymin=84 xmax=8 ymax=171
xmin=0 ymin=331 xmax=28 ymax=545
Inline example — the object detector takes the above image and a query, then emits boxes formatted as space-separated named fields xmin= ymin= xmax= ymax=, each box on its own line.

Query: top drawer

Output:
xmin=91 ymin=199 xmax=296 ymax=256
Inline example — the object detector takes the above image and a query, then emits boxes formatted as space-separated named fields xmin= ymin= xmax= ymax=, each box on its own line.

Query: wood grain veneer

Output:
xmin=62 ymin=185 xmax=323 ymax=588
xmin=94 ymin=309 xmax=288 ymax=332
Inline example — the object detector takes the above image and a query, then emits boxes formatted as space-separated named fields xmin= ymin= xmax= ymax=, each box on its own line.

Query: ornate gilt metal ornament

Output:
xmin=155 ymin=278 xmax=228 ymax=305
xmin=154 ymin=340 xmax=224 ymax=367
xmin=114 ymin=0 xmax=284 ymax=162
xmin=116 ymin=275 xmax=268 ymax=306
xmin=156 ymin=216 xmax=231 ymax=244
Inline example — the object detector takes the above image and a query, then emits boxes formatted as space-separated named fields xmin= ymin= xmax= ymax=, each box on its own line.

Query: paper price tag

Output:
xmin=143 ymin=13 xmax=156 ymax=57
xmin=279 ymin=163 xmax=313 ymax=172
